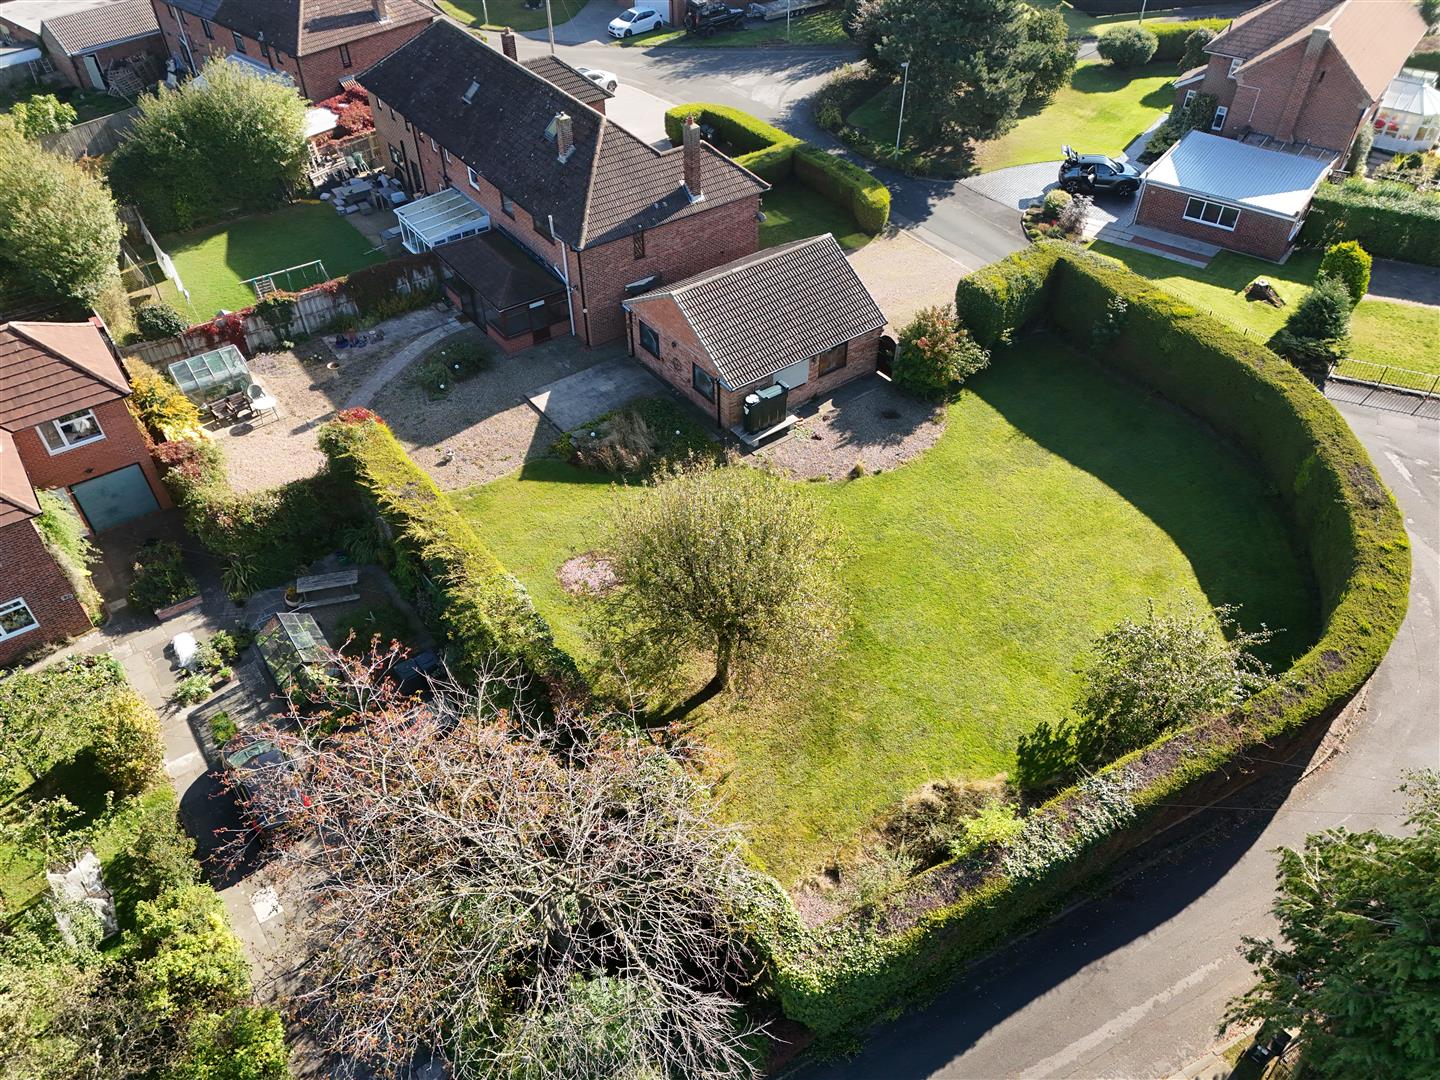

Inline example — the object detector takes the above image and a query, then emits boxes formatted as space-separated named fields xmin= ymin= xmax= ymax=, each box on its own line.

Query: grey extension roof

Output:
xmin=1144 ymin=130 xmax=1333 ymax=218
xmin=357 ymin=20 xmax=767 ymax=250
xmin=627 ymin=234 xmax=886 ymax=388
xmin=44 ymin=0 xmax=157 ymax=54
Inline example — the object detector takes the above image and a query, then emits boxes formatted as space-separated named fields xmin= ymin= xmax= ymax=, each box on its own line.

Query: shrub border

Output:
xmin=756 ymin=242 xmax=1410 ymax=1038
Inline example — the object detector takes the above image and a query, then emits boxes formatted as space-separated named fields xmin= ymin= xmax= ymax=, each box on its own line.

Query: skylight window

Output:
xmin=462 ymin=80 xmax=479 ymax=104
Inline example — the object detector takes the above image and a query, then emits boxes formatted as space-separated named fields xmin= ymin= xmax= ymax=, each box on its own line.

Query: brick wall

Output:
xmin=627 ymin=298 xmax=881 ymax=430
xmin=12 ymin=399 xmax=172 ymax=514
xmin=297 ymin=19 xmax=431 ymax=100
xmin=578 ymin=195 xmax=760 ymax=346
xmin=40 ymin=26 xmax=167 ymax=89
xmin=0 ymin=520 xmax=91 ymax=667
xmin=1135 ymin=183 xmax=1298 ymax=261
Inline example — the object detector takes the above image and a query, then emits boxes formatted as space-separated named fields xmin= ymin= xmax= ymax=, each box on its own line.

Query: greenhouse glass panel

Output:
xmin=168 ymin=346 xmax=250 ymax=400
xmin=257 ymin=611 xmax=331 ymax=692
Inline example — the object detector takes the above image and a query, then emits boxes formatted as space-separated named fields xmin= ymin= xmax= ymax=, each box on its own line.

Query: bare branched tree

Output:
xmin=232 ymin=652 xmax=762 ymax=1080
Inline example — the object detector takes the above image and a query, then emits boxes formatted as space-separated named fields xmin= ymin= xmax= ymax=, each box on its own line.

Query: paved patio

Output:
xmin=527 ymin=354 xmax=666 ymax=431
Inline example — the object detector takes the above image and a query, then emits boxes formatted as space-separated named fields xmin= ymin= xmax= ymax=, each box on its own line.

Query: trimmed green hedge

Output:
xmin=755 ymin=243 xmax=1409 ymax=1039
xmin=317 ymin=413 xmax=586 ymax=702
xmin=1405 ymin=51 xmax=1440 ymax=73
xmin=1148 ymin=18 xmax=1231 ymax=62
xmin=1300 ymin=182 xmax=1440 ymax=267
xmin=663 ymin=102 xmax=890 ymax=234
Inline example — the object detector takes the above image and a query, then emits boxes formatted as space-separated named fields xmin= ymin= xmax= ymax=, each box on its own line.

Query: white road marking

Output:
xmin=1385 ymin=451 xmax=1418 ymax=494
xmin=1025 ymin=957 xmax=1227 ymax=1078
xmin=250 ymin=885 xmax=283 ymax=924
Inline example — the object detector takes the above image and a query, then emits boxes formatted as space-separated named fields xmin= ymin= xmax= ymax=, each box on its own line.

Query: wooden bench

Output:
xmin=294 ymin=569 xmax=360 ymax=610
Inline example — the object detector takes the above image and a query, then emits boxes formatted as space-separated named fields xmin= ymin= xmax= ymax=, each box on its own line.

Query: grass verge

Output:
xmin=616 ymin=9 xmax=848 ymax=47
xmin=436 ymin=0 xmax=588 ymax=31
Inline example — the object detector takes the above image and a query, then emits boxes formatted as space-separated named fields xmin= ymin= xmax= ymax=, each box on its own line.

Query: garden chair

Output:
xmin=245 ymin=381 xmax=280 ymax=423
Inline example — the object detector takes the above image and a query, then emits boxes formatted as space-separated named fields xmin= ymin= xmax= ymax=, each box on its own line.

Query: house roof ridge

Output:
xmin=577 ymin=117 xmax=608 ymax=248
xmin=632 ymin=235 xmax=830 ymax=304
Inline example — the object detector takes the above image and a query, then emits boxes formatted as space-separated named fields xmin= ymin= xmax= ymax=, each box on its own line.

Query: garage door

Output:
xmin=70 ymin=465 xmax=161 ymax=532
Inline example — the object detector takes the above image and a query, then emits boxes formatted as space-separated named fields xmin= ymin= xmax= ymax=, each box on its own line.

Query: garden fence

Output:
xmin=1326 ymin=358 xmax=1440 ymax=418
xmin=39 ymin=107 xmax=139 ymax=159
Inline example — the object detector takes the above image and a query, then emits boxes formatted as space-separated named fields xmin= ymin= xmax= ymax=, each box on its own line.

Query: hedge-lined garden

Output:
xmin=663 ymin=103 xmax=891 ymax=235
xmin=747 ymin=243 xmax=1409 ymax=1039
xmin=1300 ymin=181 xmax=1440 ymax=267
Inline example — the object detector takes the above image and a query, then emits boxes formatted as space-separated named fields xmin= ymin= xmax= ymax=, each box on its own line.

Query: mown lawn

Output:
xmin=159 ymin=200 xmax=387 ymax=321
xmin=454 ymin=337 xmax=1317 ymax=882
xmin=1029 ymin=0 xmax=1198 ymax=37
xmin=616 ymin=8 xmax=848 ymax=47
xmin=760 ymin=181 xmax=870 ymax=251
xmin=1091 ymin=243 xmax=1440 ymax=376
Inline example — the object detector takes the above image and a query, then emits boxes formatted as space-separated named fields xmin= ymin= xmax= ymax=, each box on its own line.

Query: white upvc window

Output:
xmin=1228 ymin=57 xmax=1241 ymax=78
xmin=1211 ymin=105 xmax=1229 ymax=132
xmin=1183 ymin=197 xmax=1240 ymax=231
xmin=1183 ymin=89 xmax=1197 ymax=109
xmin=467 ymin=166 xmax=480 ymax=190
xmin=38 ymin=408 xmax=104 ymax=453
xmin=0 ymin=597 xmax=39 ymax=641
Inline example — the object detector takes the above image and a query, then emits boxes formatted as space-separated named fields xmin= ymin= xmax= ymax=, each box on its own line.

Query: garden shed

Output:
xmin=168 ymin=345 xmax=250 ymax=401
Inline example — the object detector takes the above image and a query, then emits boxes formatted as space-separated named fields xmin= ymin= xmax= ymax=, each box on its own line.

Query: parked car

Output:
xmin=608 ymin=6 xmax=665 ymax=37
xmin=222 ymin=736 xmax=310 ymax=831
xmin=686 ymin=0 xmax=747 ymax=34
xmin=576 ymin=66 xmax=620 ymax=92
xmin=1057 ymin=146 xmax=1141 ymax=196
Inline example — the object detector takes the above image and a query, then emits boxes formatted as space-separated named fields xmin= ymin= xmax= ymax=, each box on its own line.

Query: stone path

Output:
xmin=345 ymin=316 xmax=462 ymax=409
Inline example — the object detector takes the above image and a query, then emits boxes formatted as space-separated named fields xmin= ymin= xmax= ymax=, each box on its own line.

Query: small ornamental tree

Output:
xmin=135 ymin=301 xmax=188 ymax=341
xmin=1180 ymin=27 xmax=1215 ymax=70
xmin=894 ymin=304 xmax=991 ymax=398
xmin=1318 ymin=240 xmax=1372 ymax=306
xmin=598 ymin=460 xmax=846 ymax=695
xmin=1097 ymin=26 xmax=1159 ymax=68
xmin=1227 ymin=772 xmax=1440 ymax=1078
xmin=8 ymin=93 xmax=77 ymax=138
xmin=1270 ymin=273 xmax=1353 ymax=376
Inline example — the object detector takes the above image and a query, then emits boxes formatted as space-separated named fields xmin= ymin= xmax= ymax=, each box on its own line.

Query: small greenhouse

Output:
xmin=257 ymin=611 xmax=334 ymax=700
xmin=1374 ymin=69 xmax=1440 ymax=154
xmin=168 ymin=345 xmax=251 ymax=402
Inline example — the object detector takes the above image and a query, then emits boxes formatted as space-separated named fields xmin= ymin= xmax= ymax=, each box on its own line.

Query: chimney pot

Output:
xmin=683 ymin=116 xmax=703 ymax=201
xmin=555 ymin=112 xmax=574 ymax=162
xmin=373 ymin=0 xmax=389 ymax=21
xmin=501 ymin=29 xmax=518 ymax=60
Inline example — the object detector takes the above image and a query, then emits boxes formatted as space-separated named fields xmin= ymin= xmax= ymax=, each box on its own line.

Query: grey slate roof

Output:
xmin=522 ymin=54 xmax=611 ymax=107
xmin=1144 ymin=130 xmax=1333 ymax=217
xmin=357 ymin=20 xmax=767 ymax=250
xmin=44 ymin=0 xmax=156 ymax=53
xmin=166 ymin=0 xmax=435 ymax=57
xmin=627 ymin=234 xmax=886 ymax=388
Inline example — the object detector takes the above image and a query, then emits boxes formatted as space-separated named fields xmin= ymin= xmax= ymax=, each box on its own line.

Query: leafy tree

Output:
xmin=597 ymin=460 xmax=846 ymax=695
xmin=7 ymin=93 xmax=77 ymax=138
xmin=174 ymin=1006 xmax=289 ymax=1080
xmin=853 ymin=0 xmax=1077 ymax=144
xmin=894 ymin=304 xmax=991 ymax=398
xmin=1018 ymin=5 xmax=1077 ymax=106
xmin=110 ymin=57 xmax=307 ymax=233
xmin=135 ymin=301 xmax=188 ymax=341
xmin=1180 ymin=27 xmax=1215 ymax=70
xmin=1270 ymin=274 xmax=1353 ymax=376
xmin=89 ymin=690 xmax=163 ymax=797
xmin=0 ymin=122 xmax=125 ymax=321
xmin=1143 ymin=91 xmax=1218 ymax=161
xmin=1097 ymin=26 xmax=1159 ymax=68
xmin=1422 ymin=0 xmax=1439 ymax=28
xmin=1319 ymin=240 xmax=1372 ymax=306
xmin=0 ymin=657 xmax=126 ymax=787
xmin=1226 ymin=772 xmax=1440 ymax=1077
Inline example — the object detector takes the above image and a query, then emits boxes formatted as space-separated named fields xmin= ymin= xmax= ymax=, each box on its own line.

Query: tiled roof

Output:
xmin=43 ymin=0 xmax=156 ymax=54
xmin=522 ymin=55 xmax=612 ymax=107
xmin=358 ymin=21 xmax=767 ymax=250
xmin=0 ymin=429 xmax=39 ymax=529
xmin=0 ymin=321 xmax=129 ymax=430
xmin=627 ymin=234 xmax=886 ymax=388
xmin=167 ymin=0 xmax=435 ymax=57
xmin=434 ymin=230 xmax=566 ymax=309
xmin=1143 ymin=130 xmax=1333 ymax=217
xmin=1207 ymin=0 xmax=1337 ymax=57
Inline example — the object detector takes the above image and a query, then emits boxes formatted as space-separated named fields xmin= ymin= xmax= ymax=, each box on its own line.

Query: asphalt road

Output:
xmin=800 ymin=397 xmax=1439 ymax=1080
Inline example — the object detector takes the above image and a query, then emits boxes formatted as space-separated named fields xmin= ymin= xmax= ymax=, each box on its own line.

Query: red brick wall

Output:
xmin=627 ymin=297 xmax=880 ymax=430
xmin=1135 ymin=183 xmax=1299 ymax=261
xmin=578 ymin=195 xmax=760 ymax=346
xmin=297 ymin=20 xmax=431 ymax=100
xmin=41 ymin=25 xmax=167 ymax=89
xmin=0 ymin=520 xmax=92 ymax=667
xmin=12 ymin=399 xmax=172 ymax=515
xmin=1175 ymin=53 xmax=1240 ymax=118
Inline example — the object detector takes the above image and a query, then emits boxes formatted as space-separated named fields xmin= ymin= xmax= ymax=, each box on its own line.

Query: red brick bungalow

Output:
xmin=358 ymin=19 xmax=768 ymax=351
xmin=151 ymin=0 xmax=436 ymax=100
xmin=624 ymin=234 xmax=886 ymax=438
xmin=0 ymin=320 xmax=172 ymax=664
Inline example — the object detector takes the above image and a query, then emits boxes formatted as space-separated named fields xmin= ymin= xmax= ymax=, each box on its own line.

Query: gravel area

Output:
xmin=848 ymin=228 xmax=971 ymax=331
xmin=372 ymin=332 xmax=624 ymax=490
xmin=214 ymin=307 xmax=454 ymax=493
xmin=755 ymin=378 xmax=945 ymax=481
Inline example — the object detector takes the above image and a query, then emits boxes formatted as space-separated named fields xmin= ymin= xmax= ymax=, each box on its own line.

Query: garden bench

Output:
xmin=294 ymin=569 xmax=360 ymax=610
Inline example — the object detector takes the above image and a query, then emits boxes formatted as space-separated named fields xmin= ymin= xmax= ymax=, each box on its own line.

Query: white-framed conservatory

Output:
xmin=396 ymin=187 xmax=492 ymax=254
xmin=1373 ymin=69 xmax=1440 ymax=154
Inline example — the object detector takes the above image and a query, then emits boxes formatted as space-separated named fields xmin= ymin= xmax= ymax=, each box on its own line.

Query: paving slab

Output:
xmin=527 ymin=355 xmax=666 ymax=432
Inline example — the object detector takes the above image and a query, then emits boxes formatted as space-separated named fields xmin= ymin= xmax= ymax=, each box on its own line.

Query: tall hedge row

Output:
xmin=1299 ymin=182 xmax=1440 ymax=267
xmin=754 ymin=243 xmax=1410 ymax=1038
xmin=317 ymin=414 xmax=585 ymax=701
xmin=662 ymin=102 xmax=891 ymax=234
xmin=1147 ymin=18 xmax=1231 ymax=62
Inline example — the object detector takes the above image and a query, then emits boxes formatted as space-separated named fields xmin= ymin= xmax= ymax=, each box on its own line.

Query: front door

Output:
xmin=82 ymin=53 xmax=105 ymax=90
xmin=70 ymin=465 xmax=161 ymax=532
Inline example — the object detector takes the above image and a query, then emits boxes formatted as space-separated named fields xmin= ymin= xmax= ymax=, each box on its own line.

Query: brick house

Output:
xmin=623 ymin=234 xmax=886 ymax=436
xmin=359 ymin=19 xmax=768 ymax=351
xmin=151 ymin=0 xmax=436 ymax=100
xmin=38 ymin=0 xmax=165 ymax=90
xmin=1173 ymin=0 xmax=1428 ymax=154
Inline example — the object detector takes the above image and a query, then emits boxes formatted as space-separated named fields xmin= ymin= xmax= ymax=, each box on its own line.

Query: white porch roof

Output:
xmin=1143 ymin=130 xmax=1333 ymax=218
xmin=395 ymin=187 xmax=491 ymax=253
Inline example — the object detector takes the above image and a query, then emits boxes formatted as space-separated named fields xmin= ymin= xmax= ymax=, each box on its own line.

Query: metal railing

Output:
xmin=1327 ymin=358 xmax=1440 ymax=416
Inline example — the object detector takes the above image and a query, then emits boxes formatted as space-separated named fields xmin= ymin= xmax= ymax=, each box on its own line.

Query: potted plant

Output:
xmin=127 ymin=540 xmax=201 ymax=620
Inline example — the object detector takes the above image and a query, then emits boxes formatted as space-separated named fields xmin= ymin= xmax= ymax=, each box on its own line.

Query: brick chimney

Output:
xmin=373 ymin=0 xmax=389 ymax=21
xmin=1274 ymin=24 xmax=1332 ymax=142
xmin=683 ymin=116 xmax=703 ymax=201
xmin=500 ymin=29 xmax=518 ymax=60
xmin=555 ymin=112 xmax=574 ymax=162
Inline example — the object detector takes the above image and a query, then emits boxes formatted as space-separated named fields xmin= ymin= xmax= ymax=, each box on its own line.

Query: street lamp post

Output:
xmin=1138 ymin=0 xmax=1148 ymax=23
xmin=481 ymin=0 xmax=490 ymax=24
xmin=786 ymin=0 xmax=792 ymax=43
xmin=895 ymin=60 xmax=911 ymax=154
xmin=546 ymin=0 xmax=556 ymax=53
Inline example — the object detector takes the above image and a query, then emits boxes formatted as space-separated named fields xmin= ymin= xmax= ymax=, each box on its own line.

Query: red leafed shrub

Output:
xmin=316 ymin=87 xmax=374 ymax=141
xmin=335 ymin=407 xmax=385 ymax=426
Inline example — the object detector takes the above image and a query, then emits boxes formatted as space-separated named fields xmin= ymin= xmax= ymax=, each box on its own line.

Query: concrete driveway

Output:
xmin=527 ymin=354 xmax=666 ymax=431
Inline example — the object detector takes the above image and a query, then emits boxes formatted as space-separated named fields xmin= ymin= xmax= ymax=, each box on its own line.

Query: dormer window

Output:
xmin=462 ymin=81 xmax=479 ymax=104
